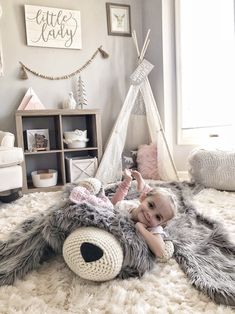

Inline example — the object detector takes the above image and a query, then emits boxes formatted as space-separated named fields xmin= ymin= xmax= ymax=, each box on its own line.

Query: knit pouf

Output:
xmin=188 ymin=148 xmax=235 ymax=191
xmin=63 ymin=227 xmax=124 ymax=282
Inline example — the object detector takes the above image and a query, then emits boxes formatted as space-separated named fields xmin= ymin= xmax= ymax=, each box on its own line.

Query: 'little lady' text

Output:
xmin=27 ymin=9 xmax=78 ymax=47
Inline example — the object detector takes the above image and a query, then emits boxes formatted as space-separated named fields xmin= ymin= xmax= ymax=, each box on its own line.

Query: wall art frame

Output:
xmin=24 ymin=5 xmax=82 ymax=49
xmin=106 ymin=3 xmax=131 ymax=37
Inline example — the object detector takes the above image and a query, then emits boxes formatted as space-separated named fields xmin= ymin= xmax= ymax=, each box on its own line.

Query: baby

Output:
xmin=111 ymin=169 xmax=177 ymax=258
xmin=69 ymin=170 xmax=177 ymax=259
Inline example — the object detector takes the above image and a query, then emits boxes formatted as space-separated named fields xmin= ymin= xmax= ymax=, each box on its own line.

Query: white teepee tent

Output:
xmin=96 ymin=30 xmax=178 ymax=184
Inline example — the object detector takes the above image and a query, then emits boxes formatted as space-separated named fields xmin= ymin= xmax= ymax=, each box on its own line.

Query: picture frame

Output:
xmin=24 ymin=5 xmax=82 ymax=49
xmin=26 ymin=129 xmax=50 ymax=152
xmin=106 ymin=3 xmax=131 ymax=37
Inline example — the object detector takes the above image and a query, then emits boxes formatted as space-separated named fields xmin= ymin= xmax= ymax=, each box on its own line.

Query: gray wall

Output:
xmin=0 ymin=0 xmax=143 ymax=148
xmin=142 ymin=0 xmax=195 ymax=171
xmin=141 ymin=0 xmax=164 ymax=120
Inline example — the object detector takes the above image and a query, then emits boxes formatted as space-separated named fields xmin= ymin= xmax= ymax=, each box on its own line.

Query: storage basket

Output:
xmin=66 ymin=157 xmax=98 ymax=183
xmin=31 ymin=169 xmax=58 ymax=187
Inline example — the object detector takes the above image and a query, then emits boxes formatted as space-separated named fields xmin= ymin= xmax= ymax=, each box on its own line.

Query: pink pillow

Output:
xmin=137 ymin=143 xmax=160 ymax=179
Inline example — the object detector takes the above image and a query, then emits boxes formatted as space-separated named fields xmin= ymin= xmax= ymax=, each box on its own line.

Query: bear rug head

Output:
xmin=63 ymin=226 xmax=124 ymax=281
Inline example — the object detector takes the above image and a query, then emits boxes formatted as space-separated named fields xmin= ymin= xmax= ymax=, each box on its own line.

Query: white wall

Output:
xmin=0 ymin=0 xmax=143 ymax=148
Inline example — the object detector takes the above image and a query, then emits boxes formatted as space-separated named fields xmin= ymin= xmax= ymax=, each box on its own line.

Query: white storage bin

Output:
xmin=63 ymin=130 xmax=89 ymax=149
xmin=66 ymin=157 xmax=98 ymax=183
xmin=66 ymin=140 xmax=88 ymax=149
xmin=31 ymin=169 xmax=58 ymax=187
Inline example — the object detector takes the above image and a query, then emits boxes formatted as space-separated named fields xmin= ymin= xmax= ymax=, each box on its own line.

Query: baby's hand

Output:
xmin=135 ymin=221 xmax=147 ymax=232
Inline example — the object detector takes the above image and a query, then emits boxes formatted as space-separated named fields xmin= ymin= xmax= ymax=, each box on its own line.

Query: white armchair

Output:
xmin=0 ymin=131 xmax=24 ymax=202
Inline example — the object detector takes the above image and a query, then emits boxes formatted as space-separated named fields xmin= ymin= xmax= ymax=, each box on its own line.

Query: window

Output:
xmin=175 ymin=0 xmax=235 ymax=145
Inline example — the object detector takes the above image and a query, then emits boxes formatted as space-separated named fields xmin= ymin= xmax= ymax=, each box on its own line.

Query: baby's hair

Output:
xmin=146 ymin=187 xmax=178 ymax=217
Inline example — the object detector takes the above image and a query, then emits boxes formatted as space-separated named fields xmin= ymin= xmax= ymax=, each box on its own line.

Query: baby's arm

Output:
xmin=135 ymin=222 xmax=165 ymax=257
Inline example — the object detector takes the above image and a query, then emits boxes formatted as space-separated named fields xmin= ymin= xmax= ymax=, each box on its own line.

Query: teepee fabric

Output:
xmin=96 ymin=31 xmax=178 ymax=184
xmin=96 ymin=85 xmax=140 ymax=183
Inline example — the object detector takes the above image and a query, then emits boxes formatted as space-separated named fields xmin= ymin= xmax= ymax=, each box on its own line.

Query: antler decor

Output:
xmin=19 ymin=46 xmax=109 ymax=80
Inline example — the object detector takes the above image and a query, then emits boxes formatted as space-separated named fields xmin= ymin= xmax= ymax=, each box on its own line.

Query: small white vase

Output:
xmin=63 ymin=92 xmax=77 ymax=109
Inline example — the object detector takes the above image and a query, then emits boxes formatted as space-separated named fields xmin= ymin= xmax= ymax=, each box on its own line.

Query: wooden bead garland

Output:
xmin=19 ymin=46 xmax=109 ymax=80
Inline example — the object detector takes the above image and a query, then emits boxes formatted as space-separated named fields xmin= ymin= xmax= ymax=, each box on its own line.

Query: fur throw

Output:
xmin=0 ymin=181 xmax=234 ymax=307
xmin=163 ymin=182 xmax=235 ymax=307
xmin=106 ymin=181 xmax=235 ymax=306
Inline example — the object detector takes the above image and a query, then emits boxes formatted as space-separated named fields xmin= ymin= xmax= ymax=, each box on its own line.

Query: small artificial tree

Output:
xmin=77 ymin=75 xmax=88 ymax=109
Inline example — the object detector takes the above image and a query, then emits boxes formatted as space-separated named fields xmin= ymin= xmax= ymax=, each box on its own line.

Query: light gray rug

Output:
xmin=0 ymin=187 xmax=234 ymax=314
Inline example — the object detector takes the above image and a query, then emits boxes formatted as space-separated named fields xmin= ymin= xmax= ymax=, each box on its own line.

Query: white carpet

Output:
xmin=0 ymin=188 xmax=234 ymax=314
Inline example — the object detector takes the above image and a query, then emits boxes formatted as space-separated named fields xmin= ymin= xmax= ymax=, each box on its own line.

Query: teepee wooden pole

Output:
xmin=140 ymin=39 xmax=150 ymax=61
xmin=132 ymin=30 xmax=140 ymax=57
xmin=140 ymin=29 xmax=151 ymax=61
xmin=159 ymin=125 xmax=179 ymax=180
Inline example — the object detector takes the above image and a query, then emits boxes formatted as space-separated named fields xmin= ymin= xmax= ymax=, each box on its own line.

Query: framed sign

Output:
xmin=106 ymin=3 xmax=131 ymax=37
xmin=24 ymin=5 xmax=82 ymax=49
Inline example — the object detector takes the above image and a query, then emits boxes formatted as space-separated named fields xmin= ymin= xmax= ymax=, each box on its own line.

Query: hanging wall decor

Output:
xmin=19 ymin=46 xmax=109 ymax=80
xmin=106 ymin=3 xmax=131 ymax=37
xmin=24 ymin=5 xmax=82 ymax=49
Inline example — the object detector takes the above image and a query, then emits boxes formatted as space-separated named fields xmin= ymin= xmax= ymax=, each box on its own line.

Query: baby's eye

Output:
xmin=148 ymin=201 xmax=154 ymax=209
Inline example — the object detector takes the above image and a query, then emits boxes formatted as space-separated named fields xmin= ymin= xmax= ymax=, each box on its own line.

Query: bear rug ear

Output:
xmin=62 ymin=227 xmax=124 ymax=282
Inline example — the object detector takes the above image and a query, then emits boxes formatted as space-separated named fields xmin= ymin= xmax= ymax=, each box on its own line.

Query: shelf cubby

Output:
xmin=15 ymin=109 xmax=102 ymax=193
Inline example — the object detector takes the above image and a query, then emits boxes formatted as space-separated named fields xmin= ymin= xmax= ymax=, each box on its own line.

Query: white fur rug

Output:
xmin=0 ymin=188 xmax=234 ymax=314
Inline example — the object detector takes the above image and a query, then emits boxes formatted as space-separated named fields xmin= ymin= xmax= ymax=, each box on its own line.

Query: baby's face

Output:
xmin=135 ymin=194 xmax=174 ymax=228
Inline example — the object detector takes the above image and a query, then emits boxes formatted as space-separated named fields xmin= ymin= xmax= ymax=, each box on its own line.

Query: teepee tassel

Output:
xmin=20 ymin=65 xmax=28 ymax=79
xmin=98 ymin=46 xmax=109 ymax=58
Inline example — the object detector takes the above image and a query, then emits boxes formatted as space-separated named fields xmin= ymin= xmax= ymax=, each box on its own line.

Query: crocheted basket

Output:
xmin=188 ymin=148 xmax=235 ymax=191
xmin=62 ymin=227 xmax=124 ymax=282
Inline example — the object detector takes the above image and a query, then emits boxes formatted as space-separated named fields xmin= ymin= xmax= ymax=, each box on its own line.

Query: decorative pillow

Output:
xmin=137 ymin=143 xmax=160 ymax=179
xmin=188 ymin=148 xmax=235 ymax=191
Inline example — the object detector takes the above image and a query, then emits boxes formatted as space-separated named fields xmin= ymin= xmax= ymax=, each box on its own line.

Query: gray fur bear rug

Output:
xmin=0 ymin=181 xmax=234 ymax=307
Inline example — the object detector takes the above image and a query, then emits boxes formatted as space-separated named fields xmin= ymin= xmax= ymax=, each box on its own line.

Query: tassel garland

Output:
xmin=98 ymin=46 xmax=109 ymax=58
xmin=20 ymin=65 xmax=28 ymax=79
xmin=19 ymin=46 xmax=109 ymax=80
